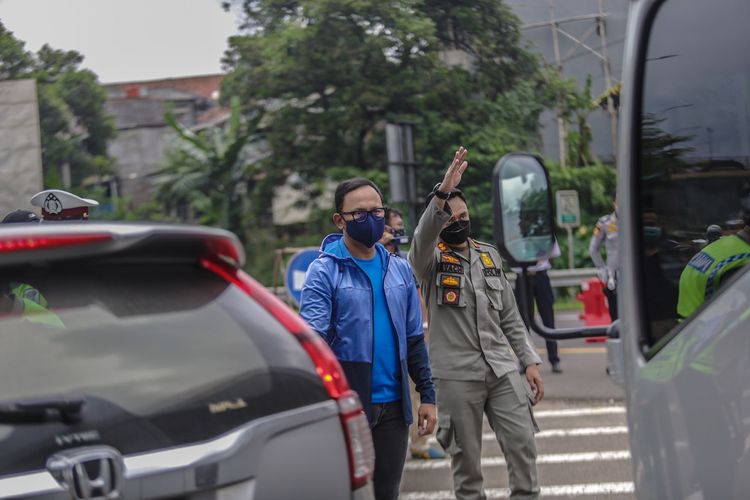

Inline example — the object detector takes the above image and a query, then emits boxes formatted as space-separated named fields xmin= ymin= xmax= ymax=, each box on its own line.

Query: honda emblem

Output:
xmin=47 ymin=446 xmax=124 ymax=500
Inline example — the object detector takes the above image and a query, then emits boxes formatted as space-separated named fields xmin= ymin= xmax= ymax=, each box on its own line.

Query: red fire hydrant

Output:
xmin=576 ymin=278 xmax=611 ymax=341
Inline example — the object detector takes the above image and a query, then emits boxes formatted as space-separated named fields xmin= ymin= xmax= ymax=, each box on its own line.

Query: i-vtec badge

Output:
xmin=47 ymin=446 xmax=124 ymax=500
xmin=208 ymin=398 xmax=248 ymax=414
xmin=56 ymin=430 xmax=101 ymax=447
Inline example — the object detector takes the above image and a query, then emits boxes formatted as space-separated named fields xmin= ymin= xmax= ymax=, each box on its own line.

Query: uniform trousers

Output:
xmin=513 ymin=271 xmax=559 ymax=364
xmin=435 ymin=364 xmax=539 ymax=500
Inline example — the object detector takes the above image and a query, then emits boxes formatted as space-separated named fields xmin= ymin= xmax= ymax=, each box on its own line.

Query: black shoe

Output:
xmin=551 ymin=362 xmax=563 ymax=374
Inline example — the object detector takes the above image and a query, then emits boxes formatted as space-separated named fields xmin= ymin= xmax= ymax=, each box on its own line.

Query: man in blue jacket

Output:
xmin=300 ymin=178 xmax=437 ymax=500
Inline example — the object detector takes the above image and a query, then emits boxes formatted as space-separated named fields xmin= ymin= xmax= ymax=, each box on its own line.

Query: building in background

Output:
xmin=103 ymin=74 xmax=227 ymax=206
xmin=507 ymin=0 xmax=628 ymax=164
xmin=0 ymin=79 xmax=43 ymax=217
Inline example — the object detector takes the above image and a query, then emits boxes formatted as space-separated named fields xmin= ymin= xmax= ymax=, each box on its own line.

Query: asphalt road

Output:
xmin=400 ymin=311 xmax=634 ymax=499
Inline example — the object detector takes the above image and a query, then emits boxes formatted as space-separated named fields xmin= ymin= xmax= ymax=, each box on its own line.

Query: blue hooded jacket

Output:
xmin=299 ymin=234 xmax=435 ymax=425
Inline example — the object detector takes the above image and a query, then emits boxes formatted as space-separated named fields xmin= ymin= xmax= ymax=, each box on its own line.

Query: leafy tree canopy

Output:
xmin=220 ymin=0 xmax=553 ymax=200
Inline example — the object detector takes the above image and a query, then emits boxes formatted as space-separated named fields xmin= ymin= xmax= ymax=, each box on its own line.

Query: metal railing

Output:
xmin=507 ymin=267 xmax=599 ymax=288
xmin=270 ymin=267 xmax=600 ymax=302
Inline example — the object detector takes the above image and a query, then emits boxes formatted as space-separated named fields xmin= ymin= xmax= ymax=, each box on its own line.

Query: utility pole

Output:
xmin=549 ymin=0 xmax=567 ymax=168
xmin=523 ymin=1 xmax=620 ymax=166
xmin=598 ymin=0 xmax=618 ymax=160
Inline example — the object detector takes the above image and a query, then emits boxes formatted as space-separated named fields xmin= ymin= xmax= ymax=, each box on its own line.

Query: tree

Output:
xmin=0 ymin=22 xmax=115 ymax=188
xmin=220 ymin=1 xmax=556 ymax=240
xmin=154 ymin=96 xmax=264 ymax=239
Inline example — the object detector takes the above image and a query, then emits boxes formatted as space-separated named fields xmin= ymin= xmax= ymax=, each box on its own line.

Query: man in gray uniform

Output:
xmin=409 ymin=147 xmax=544 ymax=500
xmin=589 ymin=196 xmax=619 ymax=320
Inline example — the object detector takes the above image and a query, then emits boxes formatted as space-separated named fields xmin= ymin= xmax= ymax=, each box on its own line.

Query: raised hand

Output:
xmin=438 ymin=146 xmax=469 ymax=193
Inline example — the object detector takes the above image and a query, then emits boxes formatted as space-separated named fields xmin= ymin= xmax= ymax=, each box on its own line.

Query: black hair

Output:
xmin=385 ymin=207 xmax=403 ymax=223
xmin=334 ymin=178 xmax=384 ymax=213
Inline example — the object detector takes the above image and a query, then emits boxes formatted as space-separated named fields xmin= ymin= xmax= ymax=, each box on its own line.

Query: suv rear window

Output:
xmin=0 ymin=260 xmax=327 ymax=475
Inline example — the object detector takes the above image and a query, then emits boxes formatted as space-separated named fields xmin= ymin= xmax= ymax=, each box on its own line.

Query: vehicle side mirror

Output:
xmin=491 ymin=154 xmax=555 ymax=266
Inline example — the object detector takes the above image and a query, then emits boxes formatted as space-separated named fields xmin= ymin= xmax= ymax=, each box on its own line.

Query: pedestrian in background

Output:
xmin=300 ymin=178 xmax=437 ymax=500
xmin=409 ymin=147 xmax=544 ymax=500
xmin=589 ymin=196 xmax=619 ymax=321
xmin=380 ymin=208 xmax=409 ymax=257
xmin=380 ymin=208 xmax=446 ymax=460
xmin=512 ymin=240 xmax=563 ymax=374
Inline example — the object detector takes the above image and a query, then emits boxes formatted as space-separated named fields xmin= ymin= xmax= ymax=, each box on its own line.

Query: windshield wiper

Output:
xmin=0 ymin=394 xmax=85 ymax=424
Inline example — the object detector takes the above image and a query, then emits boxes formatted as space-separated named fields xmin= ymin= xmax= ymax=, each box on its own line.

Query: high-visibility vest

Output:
xmin=10 ymin=282 xmax=65 ymax=328
xmin=677 ymin=235 xmax=750 ymax=318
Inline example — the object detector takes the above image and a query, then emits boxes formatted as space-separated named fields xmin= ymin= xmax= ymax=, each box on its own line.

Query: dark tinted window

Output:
xmin=638 ymin=0 xmax=750 ymax=351
xmin=0 ymin=261 xmax=326 ymax=475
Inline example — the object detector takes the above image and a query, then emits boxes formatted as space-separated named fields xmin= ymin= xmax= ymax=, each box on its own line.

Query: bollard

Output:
xmin=576 ymin=278 xmax=611 ymax=341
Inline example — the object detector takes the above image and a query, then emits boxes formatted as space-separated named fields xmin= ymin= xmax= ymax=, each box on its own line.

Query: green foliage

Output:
xmin=0 ymin=23 xmax=115 ymax=188
xmin=154 ymin=96 xmax=264 ymax=240
xmin=221 ymin=0 xmax=545 ymax=183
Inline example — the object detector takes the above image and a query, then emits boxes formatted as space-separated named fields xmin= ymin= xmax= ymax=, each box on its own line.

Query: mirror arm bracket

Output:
xmin=520 ymin=269 xmax=611 ymax=340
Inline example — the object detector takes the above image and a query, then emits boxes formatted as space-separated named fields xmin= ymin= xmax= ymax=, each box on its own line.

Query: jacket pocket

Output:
xmin=436 ymin=413 xmax=460 ymax=455
xmin=507 ymin=371 xmax=541 ymax=433
xmin=484 ymin=276 xmax=504 ymax=311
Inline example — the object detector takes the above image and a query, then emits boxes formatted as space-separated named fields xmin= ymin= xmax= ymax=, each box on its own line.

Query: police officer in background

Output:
xmin=1 ymin=208 xmax=64 ymax=327
xmin=589 ymin=196 xmax=619 ymax=321
xmin=30 ymin=189 xmax=99 ymax=221
xmin=677 ymin=189 xmax=750 ymax=318
xmin=511 ymin=240 xmax=563 ymax=374
xmin=409 ymin=147 xmax=543 ymax=500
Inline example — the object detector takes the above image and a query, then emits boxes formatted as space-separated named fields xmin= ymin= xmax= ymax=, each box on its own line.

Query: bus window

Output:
xmin=638 ymin=0 xmax=750 ymax=353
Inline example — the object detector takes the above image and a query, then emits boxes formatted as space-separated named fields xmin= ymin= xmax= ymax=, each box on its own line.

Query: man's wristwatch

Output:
xmin=432 ymin=183 xmax=450 ymax=200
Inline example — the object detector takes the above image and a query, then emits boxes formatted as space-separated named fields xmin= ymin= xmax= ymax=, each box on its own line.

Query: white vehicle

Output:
xmin=493 ymin=0 xmax=750 ymax=498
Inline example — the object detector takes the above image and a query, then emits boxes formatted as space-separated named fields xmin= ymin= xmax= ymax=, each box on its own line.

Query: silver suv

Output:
xmin=0 ymin=223 xmax=375 ymax=499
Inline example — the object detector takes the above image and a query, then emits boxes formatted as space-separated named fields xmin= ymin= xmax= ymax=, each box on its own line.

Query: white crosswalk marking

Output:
xmin=532 ymin=406 xmax=626 ymax=418
xmin=400 ymin=402 xmax=634 ymax=498
xmin=401 ymin=482 xmax=635 ymax=499
xmin=428 ymin=425 xmax=628 ymax=445
xmin=404 ymin=450 xmax=630 ymax=471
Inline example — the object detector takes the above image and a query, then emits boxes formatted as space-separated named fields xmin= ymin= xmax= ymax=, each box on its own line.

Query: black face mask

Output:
xmin=440 ymin=219 xmax=471 ymax=245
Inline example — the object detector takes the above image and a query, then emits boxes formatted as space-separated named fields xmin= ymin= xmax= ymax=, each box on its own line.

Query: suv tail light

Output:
xmin=0 ymin=234 xmax=111 ymax=253
xmin=201 ymin=259 xmax=375 ymax=490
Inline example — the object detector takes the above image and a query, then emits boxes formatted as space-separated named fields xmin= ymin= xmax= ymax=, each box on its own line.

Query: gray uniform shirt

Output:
xmin=589 ymin=212 xmax=618 ymax=273
xmin=408 ymin=198 xmax=541 ymax=381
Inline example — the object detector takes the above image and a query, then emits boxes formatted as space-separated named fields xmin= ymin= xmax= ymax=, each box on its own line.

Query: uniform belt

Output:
xmin=527 ymin=270 xmax=548 ymax=276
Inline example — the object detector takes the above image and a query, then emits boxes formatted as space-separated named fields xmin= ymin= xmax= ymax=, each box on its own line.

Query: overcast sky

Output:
xmin=1 ymin=0 xmax=240 ymax=83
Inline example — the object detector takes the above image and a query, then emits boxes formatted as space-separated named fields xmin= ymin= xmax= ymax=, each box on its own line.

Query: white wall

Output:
xmin=0 ymin=79 xmax=43 ymax=217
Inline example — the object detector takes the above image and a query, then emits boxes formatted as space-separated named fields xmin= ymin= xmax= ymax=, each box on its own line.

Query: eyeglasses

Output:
xmin=339 ymin=207 xmax=387 ymax=223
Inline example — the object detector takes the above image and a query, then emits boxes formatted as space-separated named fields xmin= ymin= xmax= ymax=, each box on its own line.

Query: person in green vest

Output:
xmin=1 ymin=209 xmax=65 ymax=328
xmin=677 ymin=193 xmax=750 ymax=318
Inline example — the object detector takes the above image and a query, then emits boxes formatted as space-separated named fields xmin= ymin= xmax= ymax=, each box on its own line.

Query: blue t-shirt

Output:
xmin=350 ymin=251 xmax=401 ymax=403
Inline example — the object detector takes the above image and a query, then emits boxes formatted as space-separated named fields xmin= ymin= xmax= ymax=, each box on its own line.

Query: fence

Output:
xmin=270 ymin=267 xmax=599 ymax=303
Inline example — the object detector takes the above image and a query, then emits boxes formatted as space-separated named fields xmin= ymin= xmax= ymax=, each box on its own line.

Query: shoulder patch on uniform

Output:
xmin=471 ymin=239 xmax=497 ymax=250
xmin=687 ymin=251 xmax=715 ymax=274
xmin=480 ymin=252 xmax=495 ymax=269
xmin=441 ymin=254 xmax=461 ymax=264
xmin=437 ymin=242 xmax=449 ymax=252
